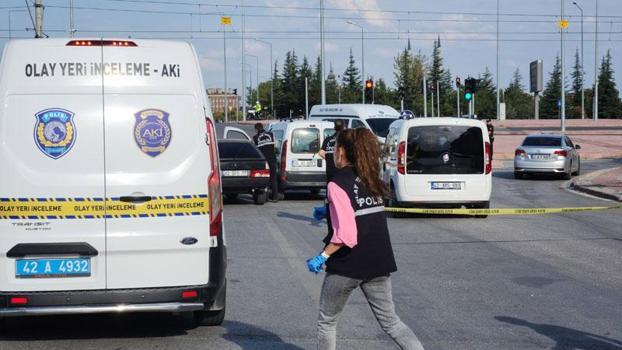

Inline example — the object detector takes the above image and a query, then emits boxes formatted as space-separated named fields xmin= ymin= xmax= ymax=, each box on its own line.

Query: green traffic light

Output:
xmin=465 ymin=92 xmax=473 ymax=101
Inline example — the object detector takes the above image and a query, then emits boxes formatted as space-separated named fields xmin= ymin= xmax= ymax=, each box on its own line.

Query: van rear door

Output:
xmin=0 ymin=41 xmax=106 ymax=291
xmin=287 ymin=125 xmax=323 ymax=174
xmin=102 ymin=42 xmax=212 ymax=289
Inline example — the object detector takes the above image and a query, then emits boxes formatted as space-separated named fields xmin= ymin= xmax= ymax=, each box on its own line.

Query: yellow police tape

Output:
xmin=384 ymin=204 xmax=622 ymax=216
xmin=0 ymin=195 xmax=209 ymax=220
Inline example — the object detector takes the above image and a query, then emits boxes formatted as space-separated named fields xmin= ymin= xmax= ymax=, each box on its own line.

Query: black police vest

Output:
xmin=322 ymin=135 xmax=337 ymax=181
xmin=254 ymin=131 xmax=276 ymax=161
xmin=323 ymin=167 xmax=397 ymax=280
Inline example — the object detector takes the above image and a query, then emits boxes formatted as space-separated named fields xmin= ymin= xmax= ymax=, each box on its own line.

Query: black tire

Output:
xmin=194 ymin=308 xmax=225 ymax=327
xmin=562 ymin=163 xmax=572 ymax=180
xmin=253 ymin=190 xmax=268 ymax=205
xmin=386 ymin=186 xmax=405 ymax=218
xmin=514 ymin=172 xmax=523 ymax=180
xmin=225 ymin=193 xmax=239 ymax=200
xmin=573 ymin=160 xmax=581 ymax=176
xmin=310 ymin=188 xmax=321 ymax=195
xmin=475 ymin=201 xmax=490 ymax=219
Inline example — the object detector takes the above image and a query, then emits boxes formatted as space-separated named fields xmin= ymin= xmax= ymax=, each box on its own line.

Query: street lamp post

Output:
xmin=346 ymin=20 xmax=365 ymax=104
xmin=573 ymin=1 xmax=585 ymax=119
xmin=246 ymin=54 xmax=259 ymax=105
xmin=320 ymin=0 xmax=326 ymax=104
xmin=254 ymin=39 xmax=274 ymax=118
xmin=560 ymin=0 xmax=566 ymax=133
xmin=594 ymin=0 xmax=599 ymax=120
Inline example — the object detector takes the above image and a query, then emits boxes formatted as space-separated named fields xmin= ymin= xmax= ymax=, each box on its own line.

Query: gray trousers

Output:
xmin=317 ymin=273 xmax=425 ymax=350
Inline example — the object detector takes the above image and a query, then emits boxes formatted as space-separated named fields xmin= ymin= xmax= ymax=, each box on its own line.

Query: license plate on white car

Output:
xmin=16 ymin=258 xmax=91 ymax=278
xmin=430 ymin=182 xmax=462 ymax=190
xmin=222 ymin=170 xmax=250 ymax=177
xmin=531 ymin=154 xmax=549 ymax=160
xmin=292 ymin=160 xmax=315 ymax=167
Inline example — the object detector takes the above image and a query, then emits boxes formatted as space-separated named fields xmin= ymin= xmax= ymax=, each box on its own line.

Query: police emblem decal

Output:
xmin=34 ymin=108 xmax=76 ymax=159
xmin=134 ymin=109 xmax=172 ymax=157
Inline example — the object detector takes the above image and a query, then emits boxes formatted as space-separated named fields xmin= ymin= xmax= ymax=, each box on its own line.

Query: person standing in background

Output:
xmin=253 ymin=123 xmax=279 ymax=202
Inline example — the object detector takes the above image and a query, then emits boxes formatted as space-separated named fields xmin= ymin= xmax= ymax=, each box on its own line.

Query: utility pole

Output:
xmin=347 ymin=21 xmax=364 ymax=104
xmin=69 ymin=0 xmax=75 ymax=38
xmin=241 ymin=0 xmax=246 ymax=121
xmin=573 ymin=1 xmax=585 ymax=119
xmin=305 ymin=77 xmax=309 ymax=119
xmin=320 ymin=0 xmax=326 ymax=104
xmin=436 ymin=80 xmax=440 ymax=117
xmin=560 ymin=0 xmax=566 ymax=133
xmin=594 ymin=0 xmax=599 ymax=120
xmin=430 ymin=87 xmax=435 ymax=119
xmin=456 ymin=86 xmax=460 ymax=117
xmin=423 ymin=75 xmax=428 ymax=117
xmin=255 ymin=39 xmax=273 ymax=118
xmin=222 ymin=17 xmax=229 ymax=122
xmin=496 ymin=0 xmax=501 ymax=121
xmin=35 ymin=0 xmax=44 ymax=38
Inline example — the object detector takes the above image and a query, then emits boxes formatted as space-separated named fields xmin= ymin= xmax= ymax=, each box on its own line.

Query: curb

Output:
xmin=568 ymin=167 xmax=622 ymax=202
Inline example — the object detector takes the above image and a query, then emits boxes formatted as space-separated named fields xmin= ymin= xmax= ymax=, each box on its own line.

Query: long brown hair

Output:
xmin=336 ymin=128 xmax=387 ymax=197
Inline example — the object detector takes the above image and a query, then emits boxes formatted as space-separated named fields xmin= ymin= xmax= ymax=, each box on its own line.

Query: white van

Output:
xmin=308 ymin=104 xmax=400 ymax=143
xmin=0 ymin=39 xmax=226 ymax=325
xmin=268 ymin=120 xmax=334 ymax=194
xmin=382 ymin=118 xmax=492 ymax=211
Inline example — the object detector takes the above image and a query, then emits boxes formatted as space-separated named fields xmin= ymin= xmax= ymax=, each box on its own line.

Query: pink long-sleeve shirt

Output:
xmin=327 ymin=182 xmax=358 ymax=248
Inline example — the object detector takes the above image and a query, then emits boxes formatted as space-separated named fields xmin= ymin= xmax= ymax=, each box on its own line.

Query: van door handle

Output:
xmin=119 ymin=195 xmax=152 ymax=204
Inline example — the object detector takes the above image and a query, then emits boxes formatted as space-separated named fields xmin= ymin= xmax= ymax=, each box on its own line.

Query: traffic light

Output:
xmin=455 ymin=77 xmax=461 ymax=87
xmin=464 ymin=78 xmax=478 ymax=101
xmin=232 ymin=88 xmax=237 ymax=95
xmin=365 ymin=79 xmax=374 ymax=103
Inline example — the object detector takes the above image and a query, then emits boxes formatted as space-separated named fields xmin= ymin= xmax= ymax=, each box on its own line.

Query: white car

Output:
xmin=269 ymin=120 xmax=334 ymax=194
xmin=0 ymin=39 xmax=226 ymax=325
xmin=309 ymin=104 xmax=400 ymax=143
xmin=382 ymin=117 xmax=492 ymax=212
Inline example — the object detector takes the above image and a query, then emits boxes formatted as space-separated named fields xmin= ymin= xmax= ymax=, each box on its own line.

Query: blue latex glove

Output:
xmin=306 ymin=253 xmax=327 ymax=273
xmin=313 ymin=206 xmax=327 ymax=221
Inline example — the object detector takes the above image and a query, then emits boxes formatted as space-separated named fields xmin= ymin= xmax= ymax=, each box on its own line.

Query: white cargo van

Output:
xmin=308 ymin=104 xmax=400 ymax=143
xmin=268 ymin=120 xmax=334 ymax=194
xmin=382 ymin=118 xmax=492 ymax=212
xmin=0 ymin=39 xmax=226 ymax=325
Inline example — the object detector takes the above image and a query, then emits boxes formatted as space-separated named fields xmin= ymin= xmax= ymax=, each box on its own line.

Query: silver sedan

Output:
xmin=514 ymin=134 xmax=581 ymax=180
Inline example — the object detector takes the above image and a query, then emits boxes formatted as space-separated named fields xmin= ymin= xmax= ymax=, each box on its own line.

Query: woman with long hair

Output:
xmin=306 ymin=128 xmax=425 ymax=350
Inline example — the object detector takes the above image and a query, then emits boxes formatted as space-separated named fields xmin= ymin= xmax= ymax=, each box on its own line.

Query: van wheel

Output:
xmin=194 ymin=307 xmax=225 ymax=327
xmin=253 ymin=190 xmax=268 ymax=205
xmin=475 ymin=201 xmax=490 ymax=219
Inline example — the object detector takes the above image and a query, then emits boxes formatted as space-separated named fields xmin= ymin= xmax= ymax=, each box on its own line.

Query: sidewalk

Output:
xmin=570 ymin=167 xmax=622 ymax=202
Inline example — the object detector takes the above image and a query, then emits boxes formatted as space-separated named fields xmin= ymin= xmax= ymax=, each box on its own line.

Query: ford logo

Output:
xmin=181 ymin=237 xmax=198 ymax=245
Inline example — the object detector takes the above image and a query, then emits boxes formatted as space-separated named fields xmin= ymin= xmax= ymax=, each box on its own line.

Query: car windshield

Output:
xmin=366 ymin=118 xmax=398 ymax=138
xmin=406 ymin=125 xmax=484 ymax=174
xmin=218 ymin=142 xmax=263 ymax=159
xmin=291 ymin=128 xmax=320 ymax=154
xmin=522 ymin=137 xmax=562 ymax=147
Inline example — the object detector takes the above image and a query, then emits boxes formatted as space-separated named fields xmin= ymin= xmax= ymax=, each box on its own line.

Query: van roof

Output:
xmin=309 ymin=104 xmax=400 ymax=118
xmin=269 ymin=120 xmax=334 ymax=130
xmin=398 ymin=117 xmax=486 ymax=128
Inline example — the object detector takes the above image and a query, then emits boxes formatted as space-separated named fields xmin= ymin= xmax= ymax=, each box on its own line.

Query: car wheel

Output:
xmin=225 ymin=193 xmax=239 ymax=200
xmin=253 ymin=190 xmax=268 ymax=205
xmin=475 ymin=201 xmax=490 ymax=219
xmin=573 ymin=160 xmax=581 ymax=176
xmin=562 ymin=162 xmax=572 ymax=180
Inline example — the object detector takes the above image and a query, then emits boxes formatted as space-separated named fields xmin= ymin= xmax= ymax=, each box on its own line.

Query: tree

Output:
xmin=505 ymin=68 xmax=532 ymax=119
xmin=569 ymin=48 xmax=584 ymax=118
xmin=428 ymin=37 xmax=453 ymax=116
xmin=597 ymin=50 xmax=622 ymax=119
xmin=474 ymin=67 xmax=497 ymax=119
xmin=393 ymin=47 xmax=425 ymax=113
xmin=280 ymin=50 xmax=301 ymax=116
xmin=341 ymin=48 xmax=362 ymax=103
xmin=541 ymin=55 xmax=563 ymax=119
xmin=325 ymin=63 xmax=339 ymax=104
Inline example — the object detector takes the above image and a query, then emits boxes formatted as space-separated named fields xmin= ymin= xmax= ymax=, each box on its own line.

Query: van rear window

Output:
xmin=291 ymin=128 xmax=320 ymax=154
xmin=406 ymin=125 xmax=484 ymax=174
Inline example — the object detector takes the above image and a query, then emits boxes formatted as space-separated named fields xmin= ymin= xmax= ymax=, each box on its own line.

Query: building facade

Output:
xmin=207 ymin=88 xmax=240 ymax=114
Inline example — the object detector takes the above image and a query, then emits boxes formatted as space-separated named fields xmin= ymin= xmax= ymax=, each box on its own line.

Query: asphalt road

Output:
xmin=1 ymin=160 xmax=621 ymax=350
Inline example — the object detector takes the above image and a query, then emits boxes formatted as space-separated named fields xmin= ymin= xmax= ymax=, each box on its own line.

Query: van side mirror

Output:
xmin=575 ymin=144 xmax=581 ymax=150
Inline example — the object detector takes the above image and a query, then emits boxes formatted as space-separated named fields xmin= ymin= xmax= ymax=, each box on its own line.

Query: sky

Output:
xmin=1 ymin=0 xmax=621 ymax=95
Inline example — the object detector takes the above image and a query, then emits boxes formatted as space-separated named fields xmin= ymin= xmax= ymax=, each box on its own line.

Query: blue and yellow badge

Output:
xmin=134 ymin=109 xmax=172 ymax=157
xmin=34 ymin=108 xmax=76 ymax=159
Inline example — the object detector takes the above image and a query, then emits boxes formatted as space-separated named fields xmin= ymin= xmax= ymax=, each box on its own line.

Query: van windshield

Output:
xmin=366 ymin=118 xmax=398 ymax=138
xmin=406 ymin=125 xmax=484 ymax=174
xmin=291 ymin=128 xmax=320 ymax=154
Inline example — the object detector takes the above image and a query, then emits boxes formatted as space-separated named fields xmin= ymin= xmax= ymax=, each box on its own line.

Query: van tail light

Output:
xmin=205 ymin=118 xmax=223 ymax=237
xmin=251 ymin=169 xmax=270 ymax=178
xmin=485 ymin=142 xmax=492 ymax=174
xmin=181 ymin=290 xmax=198 ymax=299
xmin=554 ymin=150 xmax=567 ymax=157
xmin=397 ymin=141 xmax=406 ymax=175
xmin=10 ymin=296 xmax=28 ymax=305
xmin=515 ymin=149 xmax=526 ymax=157
xmin=66 ymin=40 xmax=137 ymax=47
xmin=280 ymin=140 xmax=288 ymax=182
